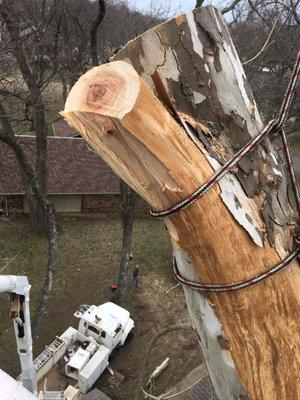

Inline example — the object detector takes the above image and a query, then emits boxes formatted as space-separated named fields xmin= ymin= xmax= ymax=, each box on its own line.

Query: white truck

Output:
xmin=0 ymin=275 xmax=134 ymax=400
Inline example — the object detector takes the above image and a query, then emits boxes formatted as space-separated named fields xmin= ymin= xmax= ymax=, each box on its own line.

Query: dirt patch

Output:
xmin=0 ymin=215 xmax=202 ymax=399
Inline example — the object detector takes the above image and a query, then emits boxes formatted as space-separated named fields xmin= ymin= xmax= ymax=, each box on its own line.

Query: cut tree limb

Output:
xmin=62 ymin=7 xmax=300 ymax=400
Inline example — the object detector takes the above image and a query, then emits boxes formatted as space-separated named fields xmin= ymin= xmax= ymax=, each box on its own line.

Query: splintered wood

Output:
xmin=62 ymin=6 xmax=300 ymax=400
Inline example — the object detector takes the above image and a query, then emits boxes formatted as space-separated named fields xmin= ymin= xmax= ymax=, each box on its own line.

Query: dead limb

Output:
xmin=135 ymin=323 xmax=191 ymax=400
xmin=243 ymin=13 xmax=280 ymax=65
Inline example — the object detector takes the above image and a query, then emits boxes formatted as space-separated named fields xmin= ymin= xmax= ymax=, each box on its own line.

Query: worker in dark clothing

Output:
xmin=131 ymin=265 xmax=140 ymax=288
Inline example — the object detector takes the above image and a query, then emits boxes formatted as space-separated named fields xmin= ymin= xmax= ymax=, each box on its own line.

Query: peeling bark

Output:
xmin=113 ymin=6 xmax=295 ymax=256
xmin=62 ymin=7 xmax=299 ymax=400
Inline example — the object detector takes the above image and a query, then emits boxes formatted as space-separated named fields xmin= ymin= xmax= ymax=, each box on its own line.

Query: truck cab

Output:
xmin=76 ymin=302 xmax=134 ymax=350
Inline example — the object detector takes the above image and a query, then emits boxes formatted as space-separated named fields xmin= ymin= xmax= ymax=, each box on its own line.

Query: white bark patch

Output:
xmin=219 ymin=174 xmax=264 ymax=247
xmin=174 ymin=249 xmax=249 ymax=400
xmin=186 ymin=12 xmax=204 ymax=58
xmin=208 ymin=43 xmax=263 ymax=135
xmin=212 ymin=7 xmax=222 ymax=33
xmin=271 ymin=153 xmax=278 ymax=165
xmin=204 ymin=63 xmax=210 ymax=73
xmin=140 ymin=31 xmax=181 ymax=91
xmin=273 ymin=168 xmax=283 ymax=177
xmin=193 ymin=91 xmax=206 ymax=104
xmin=270 ymin=153 xmax=282 ymax=177
xmin=222 ymin=42 xmax=251 ymax=112
xmin=203 ymin=150 xmax=264 ymax=247
xmin=140 ymin=31 xmax=165 ymax=88
xmin=158 ymin=47 xmax=180 ymax=82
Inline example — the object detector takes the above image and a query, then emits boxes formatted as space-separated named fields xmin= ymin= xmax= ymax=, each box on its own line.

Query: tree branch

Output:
xmin=135 ymin=323 xmax=191 ymax=400
xmin=1 ymin=97 xmax=57 ymax=336
xmin=222 ymin=0 xmax=243 ymax=14
xmin=248 ymin=0 xmax=300 ymax=80
xmin=0 ymin=1 xmax=37 ymax=92
xmin=195 ymin=0 xmax=205 ymax=9
xmin=1 ymin=1 xmax=48 ymax=195
xmin=90 ymin=0 xmax=106 ymax=66
xmin=243 ymin=13 xmax=280 ymax=65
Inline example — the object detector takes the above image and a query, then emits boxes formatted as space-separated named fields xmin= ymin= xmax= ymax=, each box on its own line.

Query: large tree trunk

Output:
xmin=24 ymin=193 xmax=49 ymax=235
xmin=62 ymin=7 xmax=299 ymax=400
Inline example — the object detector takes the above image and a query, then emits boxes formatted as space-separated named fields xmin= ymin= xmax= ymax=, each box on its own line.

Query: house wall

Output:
xmin=23 ymin=195 xmax=82 ymax=213
xmin=82 ymin=194 xmax=149 ymax=216
xmin=82 ymin=194 xmax=122 ymax=214
xmin=4 ymin=194 xmax=149 ymax=215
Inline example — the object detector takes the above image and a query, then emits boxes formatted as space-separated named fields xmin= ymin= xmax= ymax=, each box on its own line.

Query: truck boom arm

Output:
xmin=0 ymin=275 xmax=37 ymax=394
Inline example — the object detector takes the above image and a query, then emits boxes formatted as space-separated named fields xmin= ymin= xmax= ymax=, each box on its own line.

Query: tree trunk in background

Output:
xmin=62 ymin=7 xmax=299 ymax=400
xmin=88 ymin=0 xmax=136 ymax=305
xmin=25 ymin=193 xmax=49 ymax=234
xmin=108 ymin=31 xmax=137 ymax=306
xmin=90 ymin=0 xmax=106 ymax=66
xmin=195 ymin=0 xmax=205 ymax=8
xmin=14 ymin=141 xmax=49 ymax=235
xmin=0 ymin=3 xmax=49 ymax=236
xmin=114 ymin=181 xmax=136 ymax=304
xmin=32 ymin=203 xmax=57 ymax=338
xmin=0 ymin=127 xmax=49 ymax=235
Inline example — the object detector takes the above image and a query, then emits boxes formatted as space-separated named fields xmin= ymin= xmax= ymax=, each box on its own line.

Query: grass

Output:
xmin=288 ymin=132 xmax=300 ymax=182
xmin=0 ymin=215 xmax=201 ymax=399
xmin=288 ymin=132 xmax=300 ymax=153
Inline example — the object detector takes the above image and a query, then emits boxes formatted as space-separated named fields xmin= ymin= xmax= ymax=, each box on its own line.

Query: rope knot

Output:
xmin=269 ymin=118 xmax=283 ymax=134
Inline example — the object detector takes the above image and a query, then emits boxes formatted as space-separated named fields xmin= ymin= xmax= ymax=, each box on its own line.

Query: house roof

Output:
xmin=0 ymin=136 xmax=120 ymax=194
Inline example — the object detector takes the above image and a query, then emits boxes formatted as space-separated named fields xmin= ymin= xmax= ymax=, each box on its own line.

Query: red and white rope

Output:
xmin=173 ymin=246 xmax=300 ymax=292
xmin=151 ymin=51 xmax=300 ymax=292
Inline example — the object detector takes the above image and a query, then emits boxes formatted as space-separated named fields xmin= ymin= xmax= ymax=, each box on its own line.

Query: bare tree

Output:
xmin=195 ymin=0 xmax=205 ymax=8
xmin=223 ymin=0 xmax=300 ymax=132
xmin=0 ymin=0 xmax=165 ymax=333
xmin=0 ymin=0 xmax=59 ymax=336
xmin=0 ymin=1 xmax=49 ymax=234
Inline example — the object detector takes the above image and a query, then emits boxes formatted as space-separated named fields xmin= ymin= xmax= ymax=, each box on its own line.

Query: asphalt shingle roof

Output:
xmin=0 ymin=136 xmax=120 ymax=194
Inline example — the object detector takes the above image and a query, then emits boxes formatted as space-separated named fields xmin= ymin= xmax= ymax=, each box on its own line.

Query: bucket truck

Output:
xmin=0 ymin=275 xmax=134 ymax=399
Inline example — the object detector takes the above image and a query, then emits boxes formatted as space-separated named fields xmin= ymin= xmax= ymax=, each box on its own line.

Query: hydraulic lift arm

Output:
xmin=0 ymin=275 xmax=37 ymax=394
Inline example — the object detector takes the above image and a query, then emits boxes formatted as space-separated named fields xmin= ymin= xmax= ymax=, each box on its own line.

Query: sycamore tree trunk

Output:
xmin=62 ymin=6 xmax=299 ymax=400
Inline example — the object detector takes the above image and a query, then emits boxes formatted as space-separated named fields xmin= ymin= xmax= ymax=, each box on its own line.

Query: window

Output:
xmin=88 ymin=325 xmax=99 ymax=335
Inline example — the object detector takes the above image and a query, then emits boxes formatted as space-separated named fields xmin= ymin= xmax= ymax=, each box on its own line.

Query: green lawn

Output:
xmin=288 ymin=132 xmax=300 ymax=182
xmin=0 ymin=215 xmax=201 ymax=399
xmin=289 ymin=132 xmax=300 ymax=153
